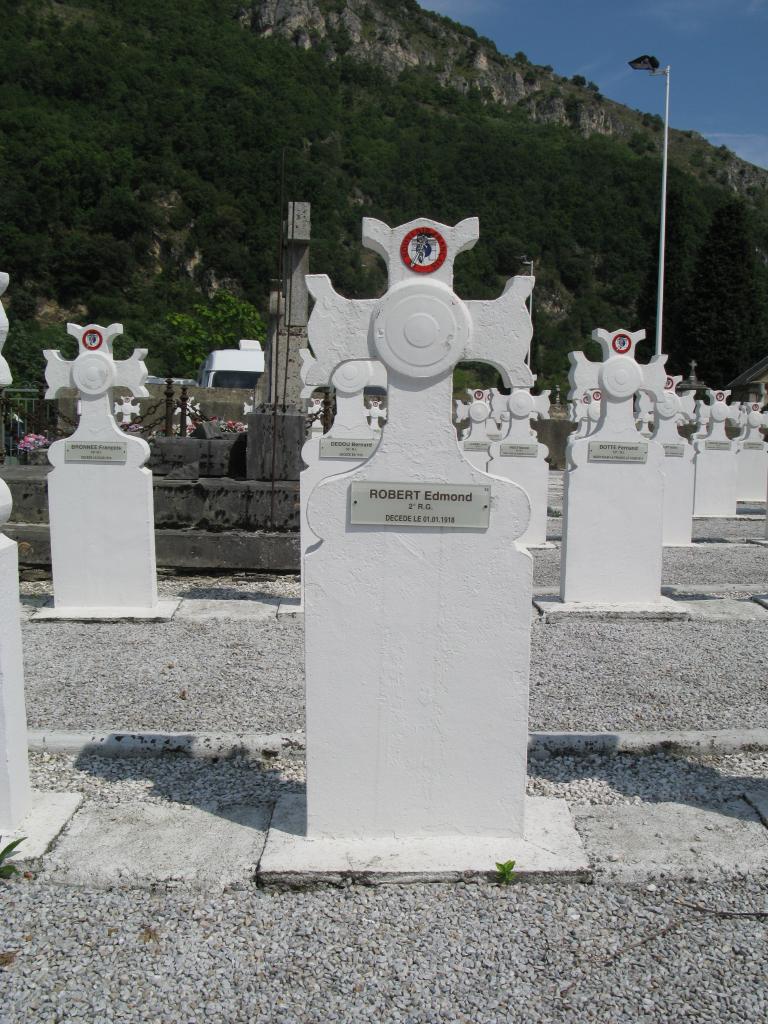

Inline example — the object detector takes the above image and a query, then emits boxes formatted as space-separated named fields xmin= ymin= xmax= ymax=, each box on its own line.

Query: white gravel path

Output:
xmin=2 ymin=749 xmax=767 ymax=1023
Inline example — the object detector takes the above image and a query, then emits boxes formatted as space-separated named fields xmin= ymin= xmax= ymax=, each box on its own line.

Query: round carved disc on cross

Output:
xmin=599 ymin=358 xmax=642 ymax=399
xmin=72 ymin=352 xmax=116 ymax=396
xmin=656 ymin=392 xmax=679 ymax=419
xmin=332 ymin=361 xmax=373 ymax=394
xmin=372 ymin=283 xmax=470 ymax=379
xmin=508 ymin=391 xmax=535 ymax=418
xmin=710 ymin=402 xmax=728 ymax=423
xmin=468 ymin=399 xmax=491 ymax=423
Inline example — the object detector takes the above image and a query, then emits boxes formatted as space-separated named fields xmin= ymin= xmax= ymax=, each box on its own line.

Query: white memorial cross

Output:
xmin=460 ymin=388 xmax=494 ymax=469
xmin=0 ymin=273 xmax=31 ymax=832
xmin=692 ymin=389 xmax=741 ymax=517
xmin=570 ymin=387 xmax=602 ymax=440
xmin=488 ymin=387 xmax=551 ymax=547
xmin=307 ymin=395 xmax=324 ymax=436
xmin=560 ymin=328 xmax=668 ymax=604
xmin=301 ymin=216 xmax=535 ymax=840
xmin=651 ymin=375 xmax=697 ymax=546
xmin=366 ymin=397 xmax=387 ymax=431
xmin=42 ymin=323 xmax=173 ymax=617
xmin=735 ymin=400 xmax=768 ymax=502
xmin=113 ymin=394 xmax=141 ymax=426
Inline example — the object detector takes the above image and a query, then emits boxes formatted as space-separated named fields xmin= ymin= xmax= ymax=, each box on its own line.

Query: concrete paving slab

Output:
xmin=682 ymin=597 xmax=768 ymax=621
xmin=175 ymin=597 xmax=278 ymax=623
xmin=1 ymin=790 xmax=83 ymax=860
xmin=31 ymin=599 xmax=180 ymax=622
xmin=259 ymin=794 xmax=590 ymax=887
xmin=534 ymin=595 xmax=691 ymax=622
xmin=45 ymin=801 xmax=271 ymax=889
xmin=277 ymin=598 xmax=303 ymax=619
xmin=574 ymin=800 xmax=768 ymax=882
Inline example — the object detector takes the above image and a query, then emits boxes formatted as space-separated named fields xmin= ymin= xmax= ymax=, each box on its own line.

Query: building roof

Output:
xmin=727 ymin=355 xmax=768 ymax=389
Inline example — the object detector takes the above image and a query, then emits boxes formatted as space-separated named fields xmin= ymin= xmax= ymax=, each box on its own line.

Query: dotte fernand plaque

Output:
xmin=587 ymin=440 xmax=649 ymax=464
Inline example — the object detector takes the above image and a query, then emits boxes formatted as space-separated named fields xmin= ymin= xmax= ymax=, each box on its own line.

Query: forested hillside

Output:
xmin=1 ymin=0 xmax=766 ymax=389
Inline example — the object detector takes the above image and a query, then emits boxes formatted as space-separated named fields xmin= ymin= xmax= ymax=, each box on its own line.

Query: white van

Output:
xmin=198 ymin=339 xmax=265 ymax=389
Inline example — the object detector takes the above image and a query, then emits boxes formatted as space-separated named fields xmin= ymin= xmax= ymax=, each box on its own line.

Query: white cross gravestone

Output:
xmin=298 ymin=360 xmax=386 ymax=610
xmin=366 ymin=397 xmax=387 ymax=432
xmin=735 ymin=401 xmax=768 ymax=501
xmin=488 ymin=387 xmax=551 ymax=548
xmin=307 ymin=395 xmax=324 ymax=436
xmin=0 ymin=276 xmax=82 ymax=847
xmin=542 ymin=328 xmax=680 ymax=614
xmin=569 ymin=387 xmax=602 ymax=439
xmin=692 ymin=389 xmax=741 ymax=518
xmin=260 ymin=217 xmax=587 ymax=881
xmin=460 ymin=388 xmax=493 ymax=469
xmin=36 ymin=323 xmax=178 ymax=619
xmin=113 ymin=395 xmax=141 ymax=426
xmin=650 ymin=375 xmax=697 ymax=546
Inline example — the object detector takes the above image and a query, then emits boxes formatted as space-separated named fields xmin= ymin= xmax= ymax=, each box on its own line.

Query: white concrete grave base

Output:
xmin=31 ymin=598 xmax=180 ymax=622
xmin=2 ymin=789 xmax=82 ymax=861
xmin=535 ymin=595 xmax=691 ymax=621
xmin=259 ymin=793 xmax=590 ymax=886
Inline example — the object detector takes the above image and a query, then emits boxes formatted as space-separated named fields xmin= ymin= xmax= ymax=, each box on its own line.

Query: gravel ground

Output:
xmin=19 ymin=535 xmax=768 ymax=736
xmin=1 ymin=750 xmax=767 ymax=1023
xmin=3 ymin=873 xmax=766 ymax=1023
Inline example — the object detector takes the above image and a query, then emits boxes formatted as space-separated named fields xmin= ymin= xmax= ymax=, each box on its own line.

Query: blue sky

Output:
xmin=418 ymin=0 xmax=768 ymax=169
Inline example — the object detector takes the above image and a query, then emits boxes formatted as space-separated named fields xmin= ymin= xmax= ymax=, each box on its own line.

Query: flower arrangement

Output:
xmin=209 ymin=417 xmax=246 ymax=433
xmin=17 ymin=433 xmax=50 ymax=452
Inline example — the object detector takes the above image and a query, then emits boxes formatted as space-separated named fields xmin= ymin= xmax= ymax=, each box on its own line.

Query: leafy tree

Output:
xmin=689 ymin=200 xmax=766 ymax=384
xmin=164 ymin=291 xmax=266 ymax=378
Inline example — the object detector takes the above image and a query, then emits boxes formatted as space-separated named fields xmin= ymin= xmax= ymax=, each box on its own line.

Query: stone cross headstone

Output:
xmin=735 ymin=400 xmax=768 ymax=501
xmin=0 ymin=274 xmax=31 ymax=831
xmin=650 ymin=375 xmax=696 ymax=546
xmin=569 ymin=387 xmax=602 ymax=439
xmin=488 ymin=387 xmax=550 ymax=547
xmin=113 ymin=394 xmax=141 ymax=426
xmin=307 ymin=396 xmax=324 ymax=436
xmin=366 ymin=397 xmax=387 ymax=432
xmin=43 ymin=324 xmax=171 ymax=616
xmin=692 ymin=389 xmax=741 ymax=517
xmin=460 ymin=388 xmax=493 ymax=469
xmin=560 ymin=328 xmax=667 ymax=604
xmin=301 ymin=216 xmax=534 ymax=839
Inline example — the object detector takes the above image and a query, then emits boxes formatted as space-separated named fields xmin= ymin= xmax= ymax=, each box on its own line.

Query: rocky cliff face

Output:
xmin=237 ymin=0 xmax=625 ymax=135
xmin=236 ymin=0 xmax=767 ymax=194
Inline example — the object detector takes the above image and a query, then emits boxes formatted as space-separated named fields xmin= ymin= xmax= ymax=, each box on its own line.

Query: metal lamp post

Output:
xmin=629 ymin=55 xmax=670 ymax=358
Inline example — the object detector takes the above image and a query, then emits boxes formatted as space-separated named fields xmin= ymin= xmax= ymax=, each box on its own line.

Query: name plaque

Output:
xmin=350 ymin=482 xmax=491 ymax=529
xmin=743 ymin=442 xmax=765 ymax=450
xmin=462 ymin=440 xmax=491 ymax=452
xmin=705 ymin=441 xmax=731 ymax=451
xmin=64 ymin=441 xmax=128 ymax=464
xmin=662 ymin=444 xmax=686 ymax=458
xmin=319 ymin=437 xmax=376 ymax=460
xmin=588 ymin=441 xmax=648 ymax=464
xmin=500 ymin=443 xmax=538 ymax=458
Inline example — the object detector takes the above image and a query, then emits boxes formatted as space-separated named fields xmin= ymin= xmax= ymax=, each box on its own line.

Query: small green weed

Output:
xmin=0 ymin=838 xmax=25 ymax=879
xmin=495 ymin=859 xmax=517 ymax=885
